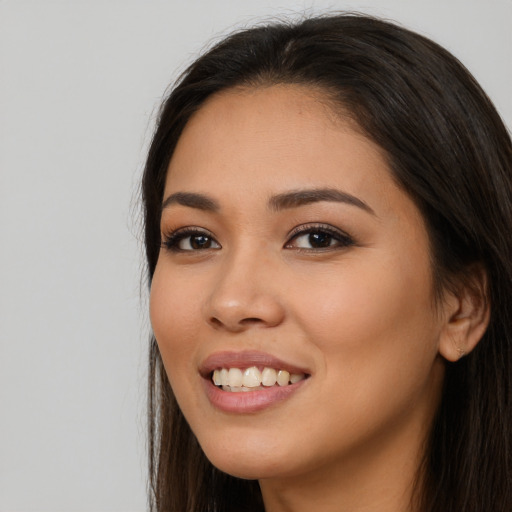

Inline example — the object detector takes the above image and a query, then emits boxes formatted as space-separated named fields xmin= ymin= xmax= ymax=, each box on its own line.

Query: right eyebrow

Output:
xmin=161 ymin=192 xmax=220 ymax=212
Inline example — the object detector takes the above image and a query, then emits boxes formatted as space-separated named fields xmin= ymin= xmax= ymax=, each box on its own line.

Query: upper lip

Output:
xmin=199 ymin=350 xmax=310 ymax=378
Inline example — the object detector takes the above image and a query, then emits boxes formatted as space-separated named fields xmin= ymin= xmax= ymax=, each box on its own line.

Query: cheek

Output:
xmin=291 ymin=250 xmax=439 ymax=390
xmin=149 ymin=263 xmax=202 ymax=383
xmin=285 ymin=257 xmax=442 ymax=452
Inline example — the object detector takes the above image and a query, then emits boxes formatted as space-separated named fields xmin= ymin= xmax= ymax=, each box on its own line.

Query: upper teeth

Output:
xmin=212 ymin=366 xmax=305 ymax=389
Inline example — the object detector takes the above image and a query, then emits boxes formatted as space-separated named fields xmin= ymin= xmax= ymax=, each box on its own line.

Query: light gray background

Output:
xmin=1 ymin=1 xmax=510 ymax=511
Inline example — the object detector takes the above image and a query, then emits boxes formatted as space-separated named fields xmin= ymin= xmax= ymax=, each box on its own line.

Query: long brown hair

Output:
xmin=142 ymin=13 xmax=512 ymax=511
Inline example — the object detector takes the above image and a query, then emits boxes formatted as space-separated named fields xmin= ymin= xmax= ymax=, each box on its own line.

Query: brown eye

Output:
xmin=185 ymin=234 xmax=215 ymax=250
xmin=285 ymin=225 xmax=355 ymax=251
xmin=292 ymin=231 xmax=336 ymax=249
xmin=162 ymin=228 xmax=221 ymax=252
xmin=307 ymin=232 xmax=334 ymax=248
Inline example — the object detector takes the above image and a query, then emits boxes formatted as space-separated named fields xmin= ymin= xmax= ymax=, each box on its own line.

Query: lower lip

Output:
xmin=202 ymin=378 xmax=307 ymax=413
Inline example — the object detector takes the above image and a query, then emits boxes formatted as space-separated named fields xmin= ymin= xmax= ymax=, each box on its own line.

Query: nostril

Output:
xmin=240 ymin=317 xmax=264 ymax=325
xmin=209 ymin=316 xmax=264 ymax=329
xmin=209 ymin=317 xmax=223 ymax=328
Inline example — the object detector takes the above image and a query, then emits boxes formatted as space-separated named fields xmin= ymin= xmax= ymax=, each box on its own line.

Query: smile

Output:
xmin=200 ymin=351 xmax=310 ymax=412
xmin=212 ymin=366 xmax=306 ymax=391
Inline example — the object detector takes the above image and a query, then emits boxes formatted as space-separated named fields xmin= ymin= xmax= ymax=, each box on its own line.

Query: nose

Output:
xmin=203 ymin=250 xmax=286 ymax=332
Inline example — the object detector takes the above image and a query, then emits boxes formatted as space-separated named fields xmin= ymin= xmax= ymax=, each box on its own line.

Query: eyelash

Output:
xmin=161 ymin=224 xmax=355 ymax=253
xmin=285 ymin=223 xmax=355 ymax=252
xmin=162 ymin=227 xmax=219 ymax=252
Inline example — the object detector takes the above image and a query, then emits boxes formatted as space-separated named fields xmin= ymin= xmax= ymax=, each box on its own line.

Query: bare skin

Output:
xmin=150 ymin=85 xmax=488 ymax=512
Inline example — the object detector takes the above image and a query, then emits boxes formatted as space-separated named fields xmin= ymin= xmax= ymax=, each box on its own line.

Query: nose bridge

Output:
xmin=204 ymin=241 xmax=285 ymax=331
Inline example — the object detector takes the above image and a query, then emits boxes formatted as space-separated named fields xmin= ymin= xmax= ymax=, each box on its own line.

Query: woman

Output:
xmin=142 ymin=13 xmax=512 ymax=512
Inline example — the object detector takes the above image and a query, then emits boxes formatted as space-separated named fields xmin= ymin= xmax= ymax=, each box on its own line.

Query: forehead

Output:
xmin=164 ymin=85 xmax=407 ymax=220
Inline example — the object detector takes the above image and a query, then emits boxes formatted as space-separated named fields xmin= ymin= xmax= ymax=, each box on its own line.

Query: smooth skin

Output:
xmin=150 ymin=85 xmax=488 ymax=512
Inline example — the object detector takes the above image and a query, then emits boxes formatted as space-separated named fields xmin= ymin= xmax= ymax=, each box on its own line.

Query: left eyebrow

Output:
xmin=268 ymin=188 xmax=375 ymax=215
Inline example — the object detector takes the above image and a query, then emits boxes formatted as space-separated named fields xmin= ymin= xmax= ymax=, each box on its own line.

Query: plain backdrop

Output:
xmin=1 ymin=1 xmax=510 ymax=511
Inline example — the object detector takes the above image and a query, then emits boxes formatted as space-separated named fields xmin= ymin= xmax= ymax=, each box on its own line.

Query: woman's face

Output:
xmin=150 ymin=85 xmax=448 ymax=483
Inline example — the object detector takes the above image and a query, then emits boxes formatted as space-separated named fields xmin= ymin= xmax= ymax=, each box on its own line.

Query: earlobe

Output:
xmin=438 ymin=267 xmax=490 ymax=362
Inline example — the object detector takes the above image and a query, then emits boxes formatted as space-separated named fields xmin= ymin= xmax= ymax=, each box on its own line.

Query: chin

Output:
xmin=198 ymin=434 xmax=292 ymax=480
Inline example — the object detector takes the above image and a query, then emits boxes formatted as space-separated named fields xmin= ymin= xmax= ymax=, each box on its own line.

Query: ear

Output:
xmin=438 ymin=265 xmax=490 ymax=362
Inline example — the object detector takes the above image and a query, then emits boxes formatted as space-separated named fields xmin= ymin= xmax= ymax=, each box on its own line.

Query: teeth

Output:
xmin=290 ymin=373 xmax=303 ymax=384
xmin=261 ymin=367 xmax=277 ymax=386
xmin=228 ymin=368 xmax=243 ymax=387
xmin=212 ymin=366 xmax=306 ymax=391
xmin=222 ymin=385 xmax=264 ymax=392
xmin=277 ymin=370 xmax=290 ymax=386
xmin=243 ymin=367 xmax=262 ymax=387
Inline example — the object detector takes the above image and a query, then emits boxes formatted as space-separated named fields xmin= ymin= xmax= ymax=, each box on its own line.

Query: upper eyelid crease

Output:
xmin=287 ymin=222 xmax=348 ymax=237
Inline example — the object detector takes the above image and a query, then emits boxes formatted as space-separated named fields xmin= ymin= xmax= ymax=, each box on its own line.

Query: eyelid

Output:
xmin=161 ymin=226 xmax=221 ymax=252
xmin=284 ymin=223 xmax=355 ymax=250
xmin=160 ymin=223 xmax=354 ymax=252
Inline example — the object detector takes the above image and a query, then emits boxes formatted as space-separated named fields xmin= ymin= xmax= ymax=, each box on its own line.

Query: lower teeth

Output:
xmin=221 ymin=385 xmax=265 ymax=392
